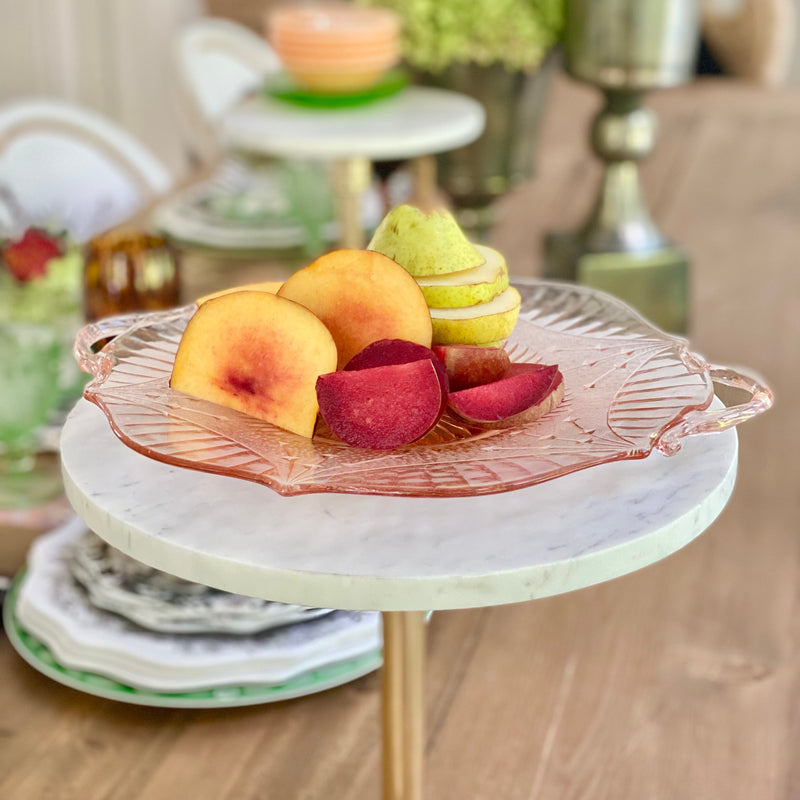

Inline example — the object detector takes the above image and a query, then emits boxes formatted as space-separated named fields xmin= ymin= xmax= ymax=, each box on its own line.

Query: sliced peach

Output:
xmin=196 ymin=281 xmax=283 ymax=306
xmin=447 ymin=364 xmax=564 ymax=428
xmin=316 ymin=359 xmax=444 ymax=449
xmin=278 ymin=249 xmax=432 ymax=369
xmin=170 ymin=291 xmax=337 ymax=438
xmin=432 ymin=344 xmax=510 ymax=391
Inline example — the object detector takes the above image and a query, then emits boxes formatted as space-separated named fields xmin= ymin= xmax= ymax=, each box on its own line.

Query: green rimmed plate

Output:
xmin=3 ymin=572 xmax=382 ymax=708
xmin=264 ymin=69 xmax=409 ymax=109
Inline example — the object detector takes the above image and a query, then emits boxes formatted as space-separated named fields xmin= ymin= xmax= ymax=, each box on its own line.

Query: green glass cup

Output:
xmin=0 ymin=249 xmax=88 ymax=413
xmin=0 ymin=320 xmax=64 ymax=508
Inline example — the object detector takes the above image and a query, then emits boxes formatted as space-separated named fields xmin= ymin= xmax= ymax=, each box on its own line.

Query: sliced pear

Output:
xmin=196 ymin=281 xmax=283 ymax=305
xmin=367 ymin=204 xmax=484 ymax=277
xmin=416 ymin=245 xmax=508 ymax=308
xmin=430 ymin=286 xmax=521 ymax=346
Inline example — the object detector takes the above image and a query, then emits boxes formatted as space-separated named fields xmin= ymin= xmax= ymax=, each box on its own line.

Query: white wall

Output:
xmin=0 ymin=0 xmax=204 ymax=176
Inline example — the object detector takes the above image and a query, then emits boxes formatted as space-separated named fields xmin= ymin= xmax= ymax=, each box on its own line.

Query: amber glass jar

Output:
xmin=84 ymin=230 xmax=181 ymax=321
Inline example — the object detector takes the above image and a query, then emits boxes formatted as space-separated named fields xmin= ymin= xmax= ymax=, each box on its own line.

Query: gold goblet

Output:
xmin=545 ymin=0 xmax=701 ymax=333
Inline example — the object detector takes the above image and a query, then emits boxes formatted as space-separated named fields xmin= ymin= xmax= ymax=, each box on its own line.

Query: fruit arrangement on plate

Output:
xmin=171 ymin=205 xmax=563 ymax=450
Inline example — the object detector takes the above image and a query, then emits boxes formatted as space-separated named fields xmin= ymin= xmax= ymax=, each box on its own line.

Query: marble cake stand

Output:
xmin=60 ymin=399 xmax=737 ymax=800
xmin=221 ymin=86 xmax=486 ymax=248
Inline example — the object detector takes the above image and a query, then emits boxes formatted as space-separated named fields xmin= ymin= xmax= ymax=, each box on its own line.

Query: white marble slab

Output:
xmin=221 ymin=87 xmax=486 ymax=160
xmin=61 ymin=399 xmax=737 ymax=612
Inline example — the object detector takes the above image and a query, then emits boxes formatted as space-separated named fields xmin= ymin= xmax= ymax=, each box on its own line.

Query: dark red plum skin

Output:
xmin=448 ymin=364 xmax=560 ymax=422
xmin=344 ymin=338 xmax=448 ymax=414
xmin=317 ymin=359 xmax=445 ymax=449
xmin=432 ymin=344 xmax=511 ymax=391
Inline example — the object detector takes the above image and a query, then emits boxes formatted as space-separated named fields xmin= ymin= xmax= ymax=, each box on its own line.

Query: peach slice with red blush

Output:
xmin=170 ymin=291 xmax=337 ymax=438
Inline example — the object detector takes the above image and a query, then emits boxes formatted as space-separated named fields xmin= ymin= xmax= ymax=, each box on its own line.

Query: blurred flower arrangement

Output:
xmin=358 ymin=0 xmax=565 ymax=73
xmin=0 ymin=228 xmax=83 ymax=323
xmin=0 ymin=226 xmax=87 ymax=403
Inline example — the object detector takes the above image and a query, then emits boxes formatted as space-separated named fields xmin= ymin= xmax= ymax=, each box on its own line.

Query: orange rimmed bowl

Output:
xmin=267 ymin=4 xmax=401 ymax=94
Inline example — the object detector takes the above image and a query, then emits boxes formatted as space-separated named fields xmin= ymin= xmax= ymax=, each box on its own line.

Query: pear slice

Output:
xmin=367 ymin=204 xmax=484 ymax=277
xmin=416 ymin=245 xmax=508 ymax=309
xmin=430 ymin=286 xmax=521 ymax=345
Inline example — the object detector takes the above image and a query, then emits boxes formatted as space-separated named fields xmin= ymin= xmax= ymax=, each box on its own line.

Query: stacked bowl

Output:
xmin=267 ymin=4 xmax=401 ymax=93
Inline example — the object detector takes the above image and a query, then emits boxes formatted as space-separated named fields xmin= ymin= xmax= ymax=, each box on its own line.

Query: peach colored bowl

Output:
xmin=267 ymin=4 xmax=401 ymax=93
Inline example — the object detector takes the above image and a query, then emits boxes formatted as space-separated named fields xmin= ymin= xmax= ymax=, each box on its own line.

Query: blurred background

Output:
xmin=0 ymin=0 xmax=797 ymax=177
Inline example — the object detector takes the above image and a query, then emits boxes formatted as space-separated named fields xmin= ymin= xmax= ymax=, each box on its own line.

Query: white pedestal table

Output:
xmin=61 ymin=399 xmax=737 ymax=800
xmin=220 ymin=87 xmax=486 ymax=247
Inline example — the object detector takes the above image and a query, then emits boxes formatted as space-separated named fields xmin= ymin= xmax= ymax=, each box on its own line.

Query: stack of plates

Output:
xmin=4 ymin=517 xmax=382 ymax=708
xmin=151 ymin=158 xmax=383 ymax=254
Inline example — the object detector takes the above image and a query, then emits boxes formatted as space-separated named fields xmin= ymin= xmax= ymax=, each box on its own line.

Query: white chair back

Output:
xmin=174 ymin=18 xmax=282 ymax=162
xmin=0 ymin=99 xmax=173 ymax=242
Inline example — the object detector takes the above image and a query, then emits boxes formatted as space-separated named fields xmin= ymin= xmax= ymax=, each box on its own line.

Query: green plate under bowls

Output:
xmin=3 ymin=571 xmax=382 ymax=709
xmin=265 ymin=69 xmax=409 ymax=109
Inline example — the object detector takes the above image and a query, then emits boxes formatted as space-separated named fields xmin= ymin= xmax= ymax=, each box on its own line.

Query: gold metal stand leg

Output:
xmin=408 ymin=156 xmax=439 ymax=211
xmin=382 ymin=610 xmax=426 ymax=800
xmin=332 ymin=157 xmax=371 ymax=249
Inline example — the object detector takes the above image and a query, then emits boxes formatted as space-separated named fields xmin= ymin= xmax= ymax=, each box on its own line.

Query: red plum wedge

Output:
xmin=448 ymin=363 xmax=564 ymax=428
xmin=432 ymin=344 xmax=511 ymax=391
xmin=345 ymin=338 xmax=449 ymax=413
xmin=317 ymin=359 xmax=446 ymax=449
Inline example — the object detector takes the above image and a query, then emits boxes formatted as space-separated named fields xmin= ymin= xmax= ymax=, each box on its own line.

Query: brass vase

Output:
xmin=544 ymin=0 xmax=701 ymax=333
xmin=415 ymin=57 xmax=556 ymax=238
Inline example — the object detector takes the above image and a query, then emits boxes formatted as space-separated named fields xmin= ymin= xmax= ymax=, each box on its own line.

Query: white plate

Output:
xmin=151 ymin=188 xmax=326 ymax=251
xmin=4 ymin=579 xmax=381 ymax=708
xmin=68 ymin=530 xmax=333 ymax=634
xmin=16 ymin=518 xmax=381 ymax=693
xmin=151 ymin=159 xmax=383 ymax=251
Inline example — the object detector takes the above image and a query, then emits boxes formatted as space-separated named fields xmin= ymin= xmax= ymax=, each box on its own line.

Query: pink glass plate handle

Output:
xmin=74 ymin=306 xmax=194 ymax=384
xmin=656 ymin=364 xmax=774 ymax=455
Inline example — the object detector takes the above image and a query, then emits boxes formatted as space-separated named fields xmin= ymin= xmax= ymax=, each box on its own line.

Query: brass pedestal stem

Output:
xmin=581 ymin=92 xmax=666 ymax=254
xmin=544 ymin=88 xmax=689 ymax=333
xmin=332 ymin=157 xmax=371 ymax=249
xmin=381 ymin=611 xmax=426 ymax=800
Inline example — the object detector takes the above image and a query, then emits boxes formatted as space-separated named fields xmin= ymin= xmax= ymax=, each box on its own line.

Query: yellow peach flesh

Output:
xmin=170 ymin=291 xmax=337 ymax=438
xmin=278 ymin=249 xmax=432 ymax=369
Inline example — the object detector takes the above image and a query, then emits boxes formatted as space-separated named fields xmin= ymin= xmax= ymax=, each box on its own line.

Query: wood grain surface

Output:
xmin=1 ymin=74 xmax=798 ymax=800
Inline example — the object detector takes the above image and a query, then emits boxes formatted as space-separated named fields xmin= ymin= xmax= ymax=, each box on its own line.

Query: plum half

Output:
xmin=317 ymin=359 xmax=446 ymax=449
xmin=447 ymin=363 xmax=564 ymax=428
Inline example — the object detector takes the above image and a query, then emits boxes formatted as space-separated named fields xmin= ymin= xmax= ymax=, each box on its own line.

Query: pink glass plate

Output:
xmin=75 ymin=280 xmax=772 ymax=498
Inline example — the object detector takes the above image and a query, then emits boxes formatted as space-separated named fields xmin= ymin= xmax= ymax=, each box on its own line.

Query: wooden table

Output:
xmin=1 ymin=74 xmax=798 ymax=800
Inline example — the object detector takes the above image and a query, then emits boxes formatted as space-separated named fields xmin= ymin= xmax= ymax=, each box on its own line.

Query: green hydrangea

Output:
xmin=359 ymin=0 xmax=564 ymax=73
